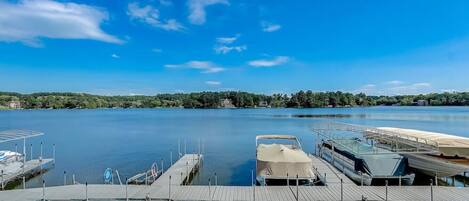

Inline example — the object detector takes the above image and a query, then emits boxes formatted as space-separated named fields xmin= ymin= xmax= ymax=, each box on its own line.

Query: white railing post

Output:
xmin=63 ymin=171 xmax=67 ymax=185
xmin=385 ymin=180 xmax=388 ymax=201
xmin=42 ymin=180 xmax=45 ymax=201
xmin=340 ymin=178 xmax=343 ymax=201
xmin=430 ymin=179 xmax=434 ymax=201
xmin=85 ymin=182 xmax=88 ymax=201
xmin=126 ymin=178 xmax=128 ymax=201
xmin=296 ymin=174 xmax=299 ymax=201
xmin=169 ymin=175 xmax=171 ymax=200
xmin=208 ymin=178 xmax=212 ymax=201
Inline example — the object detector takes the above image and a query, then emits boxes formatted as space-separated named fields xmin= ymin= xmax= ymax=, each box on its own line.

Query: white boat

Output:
xmin=0 ymin=151 xmax=22 ymax=163
xmin=0 ymin=150 xmax=24 ymax=175
xmin=370 ymin=127 xmax=469 ymax=177
xmin=256 ymin=135 xmax=316 ymax=185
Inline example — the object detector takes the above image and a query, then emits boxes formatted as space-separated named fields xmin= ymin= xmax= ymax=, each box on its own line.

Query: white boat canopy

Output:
xmin=377 ymin=127 xmax=469 ymax=157
xmin=0 ymin=130 xmax=44 ymax=143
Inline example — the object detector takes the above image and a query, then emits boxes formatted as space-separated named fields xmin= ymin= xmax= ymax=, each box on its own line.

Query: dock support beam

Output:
xmin=168 ymin=175 xmax=171 ymax=200
xmin=340 ymin=178 xmax=343 ymax=201
xmin=296 ymin=175 xmax=299 ymax=201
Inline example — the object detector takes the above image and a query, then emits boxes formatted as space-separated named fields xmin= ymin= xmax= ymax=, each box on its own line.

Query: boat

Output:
xmin=0 ymin=151 xmax=22 ymax=163
xmin=369 ymin=127 xmax=469 ymax=177
xmin=318 ymin=138 xmax=415 ymax=185
xmin=256 ymin=135 xmax=316 ymax=185
xmin=0 ymin=150 xmax=24 ymax=175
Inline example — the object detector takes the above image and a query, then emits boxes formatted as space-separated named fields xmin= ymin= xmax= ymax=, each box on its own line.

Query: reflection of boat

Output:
xmin=319 ymin=138 xmax=415 ymax=185
xmin=372 ymin=127 xmax=469 ymax=177
xmin=256 ymin=135 xmax=316 ymax=185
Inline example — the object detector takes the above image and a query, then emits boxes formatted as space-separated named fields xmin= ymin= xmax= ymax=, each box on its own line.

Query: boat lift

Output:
xmin=0 ymin=129 xmax=54 ymax=189
xmin=311 ymin=121 xmax=440 ymax=155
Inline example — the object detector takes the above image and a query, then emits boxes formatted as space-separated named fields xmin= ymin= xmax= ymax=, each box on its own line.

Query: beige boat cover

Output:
xmin=378 ymin=127 xmax=469 ymax=157
xmin=256 ymin=144 xmax=314 ymax=179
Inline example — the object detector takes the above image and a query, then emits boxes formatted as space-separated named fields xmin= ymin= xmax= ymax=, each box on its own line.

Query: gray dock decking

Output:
xmin=0 ymin=154 xmax=468 ymax=201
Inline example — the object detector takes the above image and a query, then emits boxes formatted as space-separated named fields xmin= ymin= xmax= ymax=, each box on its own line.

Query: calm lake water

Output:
xmin=1 ymin=107 xmax=469 ymax=188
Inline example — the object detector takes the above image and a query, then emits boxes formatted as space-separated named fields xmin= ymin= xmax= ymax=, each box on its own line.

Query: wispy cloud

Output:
xmin=127 ymin=2 xmax=184 ymax=31
xmin=248 ymin=56 xmax=289 ymax=67
xmin=214 ymin=35 xmax=246 ymax=54
xmin=355 ymin=82 xmax=432 ymax=95
xmin=261 ymin=21 xmax=281 ymax=32
xmin=205 ymin=80 xmax=221 ymax=85
xmin=111 ymin=54 xmax=119 ymax=59
xmin=187 ymin=0 xmax=229 ymax=25
xmin=0 ymin=0 xmax=123 ymax=47
xmin=165 ymin=61 xmax=225 ymax=73
xmin=385 ymin=80 xmax=404 ymax=85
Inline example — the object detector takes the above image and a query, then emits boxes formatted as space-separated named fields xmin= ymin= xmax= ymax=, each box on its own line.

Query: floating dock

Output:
xmin=1 ymin=158 xmax=54 ymax=188
xmin=1 ymin=154 xmax=469 ymax=201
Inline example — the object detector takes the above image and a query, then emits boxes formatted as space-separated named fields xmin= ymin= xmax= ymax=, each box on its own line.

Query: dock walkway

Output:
xmin=309 ymin=154 xmax=355 ymax=186
xmin=1 ymin=158 xmax=53 ymax=188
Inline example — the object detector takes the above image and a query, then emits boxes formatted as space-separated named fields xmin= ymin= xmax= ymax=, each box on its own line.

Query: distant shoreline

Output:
xmin=1 ymin=91 xmax=468 ymax=109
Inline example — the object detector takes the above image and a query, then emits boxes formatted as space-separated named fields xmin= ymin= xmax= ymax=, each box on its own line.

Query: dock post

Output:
xmin=63 ymin=171 xmax=67 ymax=185
xmin=430 ymin=179 xmax=434 ymax=201
xmin=40 ymin=142 xmax=43 ymax=162
xmin=296 ymin=175 xmax=299 ymax=201
xmin=42 ymin=180 xmax=45 ymax=201
xmin=1 ymin=170 xmax=3 ymax=190
xmin=181 ymin=172 xmax=183 ymax=185
xmin=184 ymin=139 xmax=187 ymax=156
xmin=385 ymin=180 xmax=388 ymax=201
xmin=252 ymin=169 xmax=255 ymax=201
xmin=170 ymin=151 xmax=173 ymax=166
xmin=23 ymin=137 xmax=26 ymax=189
xmin=340 ymin=178 xmax=343 ymax=201
xmin=452 ymin=176 xmax=456 ymax=186
xmin=178 ymin=139 xmax=181 ymax=159
xmin=287 ymin=173 xmax=289 ymax=186
xmin=186 ymin=161 xmax=189 ymax=183
xmin=324 ymin=173 xmax=327 ymax=185
xmin=208 ymin=178 xmax=212 ymax=201
xmin=30 ymin=144 xmax=33 ymax=160
xmin=359 ymin=171 xmax=363 ymax=186
xmin=53 ymin=144 xmax=56 ymax=165
xmin=169 ymin=175 xmax=171 ymax=200
xmin=126 ymin=177 xmax=128 ymax=201
xmin=215 ymin=172 xmax=218 ymax=186
xmin=85 ymin=182 xmax=88 ymax=201
xmin=399 ymin=175 xmax=401 ymax=186
xmin=73 ymin=174 xmax=76 ymax=185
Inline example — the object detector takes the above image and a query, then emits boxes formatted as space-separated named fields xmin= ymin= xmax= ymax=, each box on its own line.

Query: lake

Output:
xmin=1 ymin=106 xmax=469 ymax=188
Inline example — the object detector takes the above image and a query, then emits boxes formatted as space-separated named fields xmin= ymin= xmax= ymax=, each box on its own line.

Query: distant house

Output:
xmin=220 ymin=99 xmax=236 ymax=108
xmin=416 ymin=100 xmax=428 ymax=106
xmin=7 ymin=101 xmax=21 ymax=109
xmin=258 ymin=101 xmax=270 ymax=108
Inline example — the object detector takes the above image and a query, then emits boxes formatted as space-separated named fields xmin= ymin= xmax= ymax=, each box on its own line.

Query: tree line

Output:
xmin=0 ymin=91 xmax=468 ymax=109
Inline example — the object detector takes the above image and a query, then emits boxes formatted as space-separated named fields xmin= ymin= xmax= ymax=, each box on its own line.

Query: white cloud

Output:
xmin=355 ymin=82 xmax=432 ymax=95
xmin=0 ymin=0 xmax=123 ymax=47
xmin=111 ymin=54 xmax=119 ymax=59
xmin=165 ymin=61 xmax=225 ymax=73
xmin=205 ymin=80 xmax=221 ymax=85
xmin=248 ymin=56 xmax=289 ymax=67
xmin=261 ymin=21 xmax=281 ymax=32
xmin=216 ymin=36 xmax=237 ymax=44
xmin=152 ymin=48 xmax=163 ymax=53
xmin=214 ymin=34 xmax=246 ymax=54
xmin=385 ymin=80 xmax=404 ymax=85
xmin=127 ymin=2 xmax=184 ymax=31
xmin=188 ymin=0 xmax=229 ymax=25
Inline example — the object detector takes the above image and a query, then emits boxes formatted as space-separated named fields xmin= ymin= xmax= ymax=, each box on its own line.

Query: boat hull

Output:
xmin=403 ymin=153 xmax=469 ymax=177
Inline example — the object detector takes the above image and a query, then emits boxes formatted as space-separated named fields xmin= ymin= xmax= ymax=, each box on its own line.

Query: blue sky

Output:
xmin=1 ymin=0 xmax=469 ymax=95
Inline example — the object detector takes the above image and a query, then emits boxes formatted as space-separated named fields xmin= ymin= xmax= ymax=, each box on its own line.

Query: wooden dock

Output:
xmin=1 ymin=158 xmax=54 ymax=188
xmin=1 ymin=154 xmax=469 ymax=201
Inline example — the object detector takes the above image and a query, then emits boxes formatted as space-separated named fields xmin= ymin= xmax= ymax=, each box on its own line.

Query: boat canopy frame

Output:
xmin=256 ymin=134 xmax=302 ymax=149
xmin=311 ymin=122 xmax=440 ymax=155
xmin=0 ymin=130 xmax=44 ymax=144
